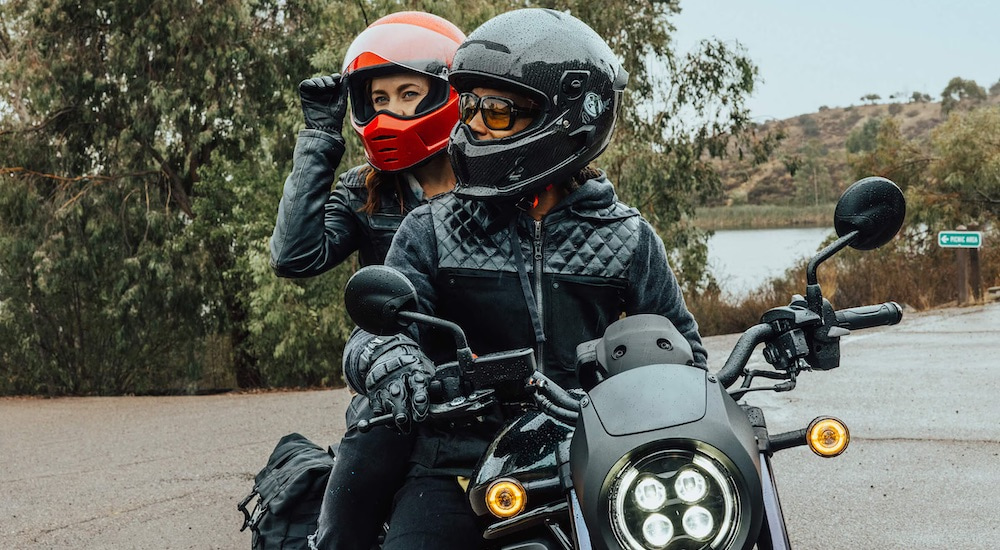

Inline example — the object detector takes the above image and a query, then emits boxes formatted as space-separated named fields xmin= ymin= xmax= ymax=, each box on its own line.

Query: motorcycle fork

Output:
xmin=746 ymin=405 xmax=793 ymax=550
xmin=758 ymin=451 xmax=792 ymax=550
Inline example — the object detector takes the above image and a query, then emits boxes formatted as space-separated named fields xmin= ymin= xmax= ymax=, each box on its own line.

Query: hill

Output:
xmin=713 ymin=94 xmax=1000 ymax=207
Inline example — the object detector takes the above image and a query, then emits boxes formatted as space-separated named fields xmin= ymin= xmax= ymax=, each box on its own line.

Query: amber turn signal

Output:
xmin=807 ymin=417 xmax=850 ymax=457
xmin=485 ymin=478 xmax=527 ymax=518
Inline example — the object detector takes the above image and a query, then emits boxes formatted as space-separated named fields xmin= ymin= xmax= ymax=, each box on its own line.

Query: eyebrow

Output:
xmin=370 ymin=82 xmax=425 ymax=97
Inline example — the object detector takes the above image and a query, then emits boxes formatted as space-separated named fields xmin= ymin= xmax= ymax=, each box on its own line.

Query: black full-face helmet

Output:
xmin=447 ymin=8 xmax=629 ymax=201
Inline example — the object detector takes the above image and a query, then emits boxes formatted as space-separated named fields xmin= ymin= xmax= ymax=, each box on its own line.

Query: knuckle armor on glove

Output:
xmin=359 ymin=336 xmax=434 ymax=428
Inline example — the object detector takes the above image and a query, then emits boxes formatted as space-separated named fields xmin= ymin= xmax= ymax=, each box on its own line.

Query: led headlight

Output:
xmin=609 ymin=449 xmax=741 ymax=550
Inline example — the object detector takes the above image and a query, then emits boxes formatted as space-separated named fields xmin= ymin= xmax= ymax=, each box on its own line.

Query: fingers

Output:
xmin=408 ymin=372 xmax=430 ymax=422
xmin=298 ymin=74 xmax=341 ymax=94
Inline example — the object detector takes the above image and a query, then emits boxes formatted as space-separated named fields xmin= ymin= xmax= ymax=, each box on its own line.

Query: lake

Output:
xmin=706 ymin=227 xmax=834 ymax=299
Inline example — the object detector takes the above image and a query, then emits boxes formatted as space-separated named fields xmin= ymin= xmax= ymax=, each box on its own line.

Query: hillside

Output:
xmin=714 ymin=94 xmax=1000 ymax=206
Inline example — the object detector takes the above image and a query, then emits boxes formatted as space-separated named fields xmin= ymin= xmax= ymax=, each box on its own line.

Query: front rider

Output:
xmin=341 ymin=9 xmax=707 ymax=548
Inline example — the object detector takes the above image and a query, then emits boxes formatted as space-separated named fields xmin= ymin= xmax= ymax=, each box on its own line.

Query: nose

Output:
xmin=383 ymin=98 xmax=415 ymax=118
xmin=465 ymin=109 xmax=489 ymax=138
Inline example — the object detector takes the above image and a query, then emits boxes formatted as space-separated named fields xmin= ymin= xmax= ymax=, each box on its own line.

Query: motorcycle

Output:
xmin=343 ymin=176 xmax=906 ymax=549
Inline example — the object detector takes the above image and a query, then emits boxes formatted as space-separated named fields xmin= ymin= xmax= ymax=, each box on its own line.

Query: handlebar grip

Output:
xmin=835 ymin=302 xmax=903 ymax=330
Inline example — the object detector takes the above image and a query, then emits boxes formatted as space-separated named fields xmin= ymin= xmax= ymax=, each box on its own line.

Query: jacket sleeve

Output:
xmin=269 ymin=129 xmax=359 ymax=278
xmin=625 ymin=221 xmax=708 ymax=368
xmin=342 ymin=207 xmax=438 ymax=392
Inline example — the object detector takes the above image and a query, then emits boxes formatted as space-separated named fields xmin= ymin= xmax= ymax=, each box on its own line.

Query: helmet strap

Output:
xmin=514 ymin=184 xmax=554 ymax=212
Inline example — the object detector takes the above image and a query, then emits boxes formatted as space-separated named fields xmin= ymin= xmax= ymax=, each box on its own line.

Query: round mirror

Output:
xmin=343 ymin=265 xmax=417 ymax=335
xmin=834 ymin=176 xmax=906 ymax=250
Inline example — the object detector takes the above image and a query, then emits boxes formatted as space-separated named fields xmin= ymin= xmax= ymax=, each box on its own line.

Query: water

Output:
xmin=706 ymin=227 xmax=834 ymax=299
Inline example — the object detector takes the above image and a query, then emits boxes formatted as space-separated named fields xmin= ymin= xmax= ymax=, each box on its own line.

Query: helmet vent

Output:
xmin=371 ymin=135 xmax=395 ymax=141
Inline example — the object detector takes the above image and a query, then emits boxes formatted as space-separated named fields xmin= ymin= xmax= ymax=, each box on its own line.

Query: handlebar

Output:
xmin=717 ymin=301 xmax=904 ymax=389
xmin=835 ymin=302 xmax=903 ymax=330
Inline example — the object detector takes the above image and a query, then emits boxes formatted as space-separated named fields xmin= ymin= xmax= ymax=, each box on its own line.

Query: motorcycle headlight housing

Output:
xmin=609 ymin=449 xmax=741 ymax=550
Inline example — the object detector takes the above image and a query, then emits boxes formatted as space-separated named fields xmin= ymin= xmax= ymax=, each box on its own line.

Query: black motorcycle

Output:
xmin=344 ymin=176 xmax=907 ymax=550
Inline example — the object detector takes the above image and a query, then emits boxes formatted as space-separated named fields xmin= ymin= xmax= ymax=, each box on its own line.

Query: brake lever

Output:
xmin=427 ymin=389 xmax=497 ymax=419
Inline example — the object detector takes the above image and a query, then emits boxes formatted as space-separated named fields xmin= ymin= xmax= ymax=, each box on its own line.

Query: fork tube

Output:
xmin=760 ymin=452 xmax=792 ymax=550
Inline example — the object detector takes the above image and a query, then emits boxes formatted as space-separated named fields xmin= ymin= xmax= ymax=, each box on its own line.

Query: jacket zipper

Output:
xmin=533 ymin=219 xmax=545 ymax=368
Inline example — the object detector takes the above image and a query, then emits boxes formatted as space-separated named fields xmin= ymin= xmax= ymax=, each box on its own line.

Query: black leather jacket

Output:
xmin=269 ymin=129 xmax=425 ymax=275
xmin=343 ymin=175 xmax=707 ymax=477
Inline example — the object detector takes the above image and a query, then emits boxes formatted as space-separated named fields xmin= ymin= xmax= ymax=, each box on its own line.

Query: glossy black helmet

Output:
xmin=447 ymin=8 xmax=628 ymax=201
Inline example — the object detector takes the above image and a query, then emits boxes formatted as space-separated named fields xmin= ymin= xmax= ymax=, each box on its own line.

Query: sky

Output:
xmin=671 ymin=0 xmax=1000 ymax=121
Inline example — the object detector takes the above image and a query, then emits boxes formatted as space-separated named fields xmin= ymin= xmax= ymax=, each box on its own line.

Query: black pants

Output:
xmin=310 ymin=395 xmax=414 ymax=550
xmin=380 ymin=475 xmax=483 ymax=550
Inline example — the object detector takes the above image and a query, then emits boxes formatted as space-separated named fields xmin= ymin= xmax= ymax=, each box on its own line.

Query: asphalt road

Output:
xmin=3 ymin=302 xmax=998 ymax=549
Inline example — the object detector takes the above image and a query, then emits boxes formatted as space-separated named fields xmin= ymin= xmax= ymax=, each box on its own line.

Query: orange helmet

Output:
xmin=342 ymin=12 xmax=465 ymax=172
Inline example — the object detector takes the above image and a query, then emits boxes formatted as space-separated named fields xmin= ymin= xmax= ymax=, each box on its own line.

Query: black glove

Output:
xmin=298 ymin=74 xmax=349 ymax=135
xmin=362 ymin=336 xmax=435 ymax=431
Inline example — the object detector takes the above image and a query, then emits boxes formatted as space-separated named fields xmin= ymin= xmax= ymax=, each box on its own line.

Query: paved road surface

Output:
xmin=3 ymin=302 xmax=998 ymax=549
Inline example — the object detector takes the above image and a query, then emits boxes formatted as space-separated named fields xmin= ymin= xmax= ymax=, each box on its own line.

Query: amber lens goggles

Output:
xmin=458 ymin=92 xmax=539 ymax=131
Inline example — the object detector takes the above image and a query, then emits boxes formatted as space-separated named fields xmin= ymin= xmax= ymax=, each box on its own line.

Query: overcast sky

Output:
xmin=671 ymin=0 xmax=1000 ymax=121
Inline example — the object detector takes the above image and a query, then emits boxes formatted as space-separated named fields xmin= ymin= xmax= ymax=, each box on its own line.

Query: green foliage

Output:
xmin=792 ymin=140 xmax=833 ymax=206
xmin=847 ymin=117 xmax=928 ymax=192
xmin=0 ymin=0 xmax=770 ymax=394
xmin=849 ymin=104 xmax=999 ymax=228
xmin=0 ymin=175 xmax=207 ymax=394
xmin=927 ymin=106 xmax=1000 ymax=225
xmin=0 ymin=0 xmax=324 ymax=393
xmin=940 ymin=77 xmax=987 ymax=115
xmin=845 ymin=117 xmax=883 ymax=154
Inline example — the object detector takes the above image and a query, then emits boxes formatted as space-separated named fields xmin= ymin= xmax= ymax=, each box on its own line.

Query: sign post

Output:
xmin=939 ymin=230 xmax=984 ymax=303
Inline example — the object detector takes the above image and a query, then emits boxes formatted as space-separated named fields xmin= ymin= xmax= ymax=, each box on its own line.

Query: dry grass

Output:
xmin=690 ymin=230 xmax=999 ymax=336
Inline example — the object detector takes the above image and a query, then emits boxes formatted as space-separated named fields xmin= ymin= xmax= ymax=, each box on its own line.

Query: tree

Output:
xmin=0 ymin=0 xmax=325 ymax=392
xmin=793 ymin=140 xmax=832 ymax=206
xmin=861 ymin=93 xmax=882 ymax=104
xmin=927 ymin=106 xmax=1000 ymax=225
xmin=940 ymin=77 xmax=987 ymax=115
xmin=0 ymin=0 xmax=771 ymax=394
xmin=848 ymin=117 xmax=930 ymax=192
xmin=846 ymin=117 xmax=883 ymax=154
xmin=989 ymin=78 xmax=1000 ymax=98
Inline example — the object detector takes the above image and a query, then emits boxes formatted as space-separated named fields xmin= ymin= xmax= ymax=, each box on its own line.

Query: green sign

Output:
xmin=938 ymin=231 xmax=982 ymax=248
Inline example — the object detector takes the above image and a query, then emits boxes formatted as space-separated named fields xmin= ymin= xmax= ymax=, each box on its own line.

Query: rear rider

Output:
xmin=267 ymin=11 xmax=465 ymax=550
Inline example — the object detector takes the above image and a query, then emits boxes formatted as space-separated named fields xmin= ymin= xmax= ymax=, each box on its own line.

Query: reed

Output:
xmin=694 ymin=203 xmax=836 ymax=231
xmin=689 ymin=228 xmax=1000 ymax=337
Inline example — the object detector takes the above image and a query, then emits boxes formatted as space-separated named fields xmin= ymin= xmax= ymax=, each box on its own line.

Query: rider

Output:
xmin=341 ymin=8 xmax=707 ymax=548
xmin=267 ymin=11 xmax=465 ymax=550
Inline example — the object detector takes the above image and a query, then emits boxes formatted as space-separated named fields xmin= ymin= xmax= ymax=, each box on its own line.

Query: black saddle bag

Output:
xmin=239 ymin=433 xmax=336 ymax=550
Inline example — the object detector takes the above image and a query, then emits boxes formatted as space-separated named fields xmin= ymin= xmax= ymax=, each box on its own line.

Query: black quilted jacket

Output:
xmin=343 ymin=174 xmax=707 ymax=477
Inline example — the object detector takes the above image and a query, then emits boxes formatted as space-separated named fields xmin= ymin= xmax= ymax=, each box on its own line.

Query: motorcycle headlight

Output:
xmin=609 ymin=449 xmax=741 ymax=550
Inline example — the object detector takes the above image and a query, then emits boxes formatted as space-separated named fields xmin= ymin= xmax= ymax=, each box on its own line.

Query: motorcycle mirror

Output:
xmin=343 ymin=265 xmax=417 ymax=335
xmin=834 ymin=177 xmax=906 ymax=250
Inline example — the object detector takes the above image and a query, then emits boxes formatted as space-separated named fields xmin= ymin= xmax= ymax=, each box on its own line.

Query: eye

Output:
xmin=371 ymin=94 xmax=388 ymax=106
xmin=402 ymin=89 xmax=424 ymax=100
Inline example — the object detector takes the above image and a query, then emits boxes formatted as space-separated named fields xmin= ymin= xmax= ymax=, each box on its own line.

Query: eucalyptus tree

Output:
xmin=0 ymin=0 xmax=325 ymax=392
xmin=1 ymin=0 xmax=768 ymax=393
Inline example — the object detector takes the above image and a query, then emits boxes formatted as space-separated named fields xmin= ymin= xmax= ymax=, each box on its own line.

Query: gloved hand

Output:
xmin=298 ymin=74 xmax=349 ymax=135
xmin=362 ymin=337 xmax=435 ymax=431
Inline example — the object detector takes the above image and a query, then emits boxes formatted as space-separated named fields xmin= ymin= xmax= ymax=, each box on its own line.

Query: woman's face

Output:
xmin=462 ymin=87 xmax=537 ymax=141
xmin=368 ymin=73 xmax=432 ymax=117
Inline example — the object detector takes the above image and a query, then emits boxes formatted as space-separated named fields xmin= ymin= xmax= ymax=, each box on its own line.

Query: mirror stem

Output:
xmin=806 ymin=230 xmax=858 ymax=285
xmin=397 ymin=311 xmax=476 ymax=371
